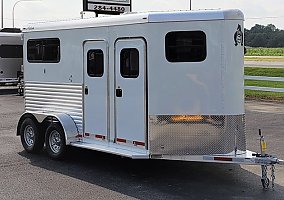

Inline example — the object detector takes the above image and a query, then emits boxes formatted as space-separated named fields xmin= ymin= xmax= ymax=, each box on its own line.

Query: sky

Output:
xmin=1 ymin=0 xmax=284 ymax=30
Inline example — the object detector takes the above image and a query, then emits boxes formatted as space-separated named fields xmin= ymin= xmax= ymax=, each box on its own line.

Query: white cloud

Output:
xmin=193 ymin=0 xmax=284 ymax=29
xmin=4 ymin=0 xmax=188 ymax=27
xmin=3 ymin=0 xmax=284 ymax=29
xmin=133 ymin=0 xmax=188 ymax=12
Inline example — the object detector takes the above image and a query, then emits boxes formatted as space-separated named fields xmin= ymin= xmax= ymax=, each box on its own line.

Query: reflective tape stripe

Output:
xmin=76 ymin=134 xmax=83 ymax=138
xmin=95 ymin=134 xmax=106 ymax=140
xmin=84 ymin=133 xmax=106 ymax=140
xmin=83 ymin=135 xmax=144 ymax=146
xmin=133 ymin=141 xmax=145 ymax=146
xmin=214 ymin=157 xmax=233 ymax=162
xmin=116 ymin=138 xmax=127 ymax=143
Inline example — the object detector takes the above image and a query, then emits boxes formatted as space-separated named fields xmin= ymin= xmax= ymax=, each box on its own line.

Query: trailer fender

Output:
xmin=17 ymin=112 xmax=79 ymax=145
xmin=17 ymin=113 xmax=38 ymax=136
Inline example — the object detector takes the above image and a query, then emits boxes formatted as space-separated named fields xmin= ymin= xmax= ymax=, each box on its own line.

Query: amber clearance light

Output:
xmin=171 ymin=115 xmax=204 ymax=122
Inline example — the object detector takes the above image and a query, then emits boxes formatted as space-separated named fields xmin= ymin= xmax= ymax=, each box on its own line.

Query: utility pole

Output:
xmin=1 ymin=0 xmax=3 ymax=28
xmin=189 ymin=0 xmax=192 ymax=10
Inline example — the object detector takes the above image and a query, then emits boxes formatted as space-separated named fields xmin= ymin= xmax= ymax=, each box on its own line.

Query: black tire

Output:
xmin=20 ymin=118 xmax=44 ymax=153
xmin=45 ymin=123 xmax=66 ymax=160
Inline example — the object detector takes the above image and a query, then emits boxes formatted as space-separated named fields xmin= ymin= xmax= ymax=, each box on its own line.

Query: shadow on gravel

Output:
xmin=19 ymin=147 xmax=284 ymax=200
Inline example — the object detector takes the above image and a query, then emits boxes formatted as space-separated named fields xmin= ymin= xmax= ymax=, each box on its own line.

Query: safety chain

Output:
xmin=261 ymin=165 xmax=269 ymax=189
xmin=261 ymin=164 xmax=276 ymax=190
xmin=271 ymin=164 xmax=275 ymax=190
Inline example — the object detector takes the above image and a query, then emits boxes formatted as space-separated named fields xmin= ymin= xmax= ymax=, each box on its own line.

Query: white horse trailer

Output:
xmin=17 ymin=9 xmax=283 ymax=188
xmin=0 ymin=29 xmax=23 ymax=85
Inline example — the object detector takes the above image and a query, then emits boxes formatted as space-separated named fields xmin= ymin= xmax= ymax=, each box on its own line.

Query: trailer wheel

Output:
xmin=20 ymin=118 xmax=44 ymax=153
xmin=45 ymin=124 xmax=66 ymax=160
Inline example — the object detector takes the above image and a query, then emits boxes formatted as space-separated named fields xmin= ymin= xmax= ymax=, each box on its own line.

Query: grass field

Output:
xmin=244 ymin=67 xmax=284 ymax=102
xmin=245 ymin=80 xmax=284 ymax=88
xmin=245 ymin=67 xmax=284 ymax=77
xmin=245 ymin=90 xmax=284 ymax=101
xmin=244 ymin=57 xmax=284 ymax=62
xmin=246 ymin=48 xmax=284 ymax=56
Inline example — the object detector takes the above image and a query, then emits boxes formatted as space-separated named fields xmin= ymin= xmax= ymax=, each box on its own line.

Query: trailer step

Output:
xmin=70 ymin=141 xmax=149 ymax=159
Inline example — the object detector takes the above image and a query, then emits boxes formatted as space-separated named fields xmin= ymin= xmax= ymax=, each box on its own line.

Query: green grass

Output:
xmin=245 ymin=80 xmax=284 ymax=88
xmin=246 ymin=48 xmax=284 ymax=56
xmin=244 ymin=57 xmax=284 ymax=62
xmin=245 ymin=90 xmax=284 ymax=101
xmin=244 ymin=67 xmax=284 ymax=77
xmin=244 ymin=67 xmax=284 ymax=102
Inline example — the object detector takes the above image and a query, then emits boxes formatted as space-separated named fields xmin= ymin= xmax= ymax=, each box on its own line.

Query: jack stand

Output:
xmin=259 ymin=129 xmax=275 ymax=190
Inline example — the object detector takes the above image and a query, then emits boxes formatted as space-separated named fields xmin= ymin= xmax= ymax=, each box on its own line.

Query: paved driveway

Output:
xmin=0 ymin=95 xmax=283 ymax=200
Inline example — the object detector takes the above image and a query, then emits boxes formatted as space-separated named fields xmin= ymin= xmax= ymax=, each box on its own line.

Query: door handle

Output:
xmin=85 ymin=86 xmax=89 ymax=95
xmin=116 ymin=88 xmax=122 ymax=97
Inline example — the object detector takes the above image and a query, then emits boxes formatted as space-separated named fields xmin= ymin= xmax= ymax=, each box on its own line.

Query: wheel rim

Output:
xmin=24 ymin=125 xmax=35 ymax=147
xmin=49 ymin=130 xmax=62 ymax=154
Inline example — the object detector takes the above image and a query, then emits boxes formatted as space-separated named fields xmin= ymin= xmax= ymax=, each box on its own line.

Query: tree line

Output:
xmin=244 ymin=24 xmax=284 ymax=47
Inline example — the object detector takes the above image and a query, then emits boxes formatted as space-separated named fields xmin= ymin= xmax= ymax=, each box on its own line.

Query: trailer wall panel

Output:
xmin=25 ymin=82 xmax=83 ymax=133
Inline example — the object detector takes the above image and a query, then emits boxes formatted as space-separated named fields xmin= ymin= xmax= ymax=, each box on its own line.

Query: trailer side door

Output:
xmin=114 ymin=38 xmax=147 ymax=149
xmin=83 ymin=40 xmax=108 ymax=141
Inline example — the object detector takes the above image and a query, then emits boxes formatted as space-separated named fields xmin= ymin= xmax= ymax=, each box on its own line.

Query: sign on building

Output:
xmin=83 ymin=0 xmax=131 ymax=15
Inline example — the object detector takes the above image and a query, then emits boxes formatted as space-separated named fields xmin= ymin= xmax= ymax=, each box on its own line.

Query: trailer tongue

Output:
xmin=204 ymin=151 xmax=283 ymax=190
xmin=199 ymin=130 xmax=284 ymax=190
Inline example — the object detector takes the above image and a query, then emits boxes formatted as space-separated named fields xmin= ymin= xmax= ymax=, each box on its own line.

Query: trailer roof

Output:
xmin=23 ymin=9 xmax=244 ymax=32
xmin=0 ymin=32 xmax=22 ymax=37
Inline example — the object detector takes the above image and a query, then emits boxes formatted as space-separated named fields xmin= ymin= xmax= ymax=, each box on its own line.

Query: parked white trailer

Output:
xmin=17 ymin=9 xmax=283 ymax=188
xmin=0 ymin=29 xmax=23 ymax=85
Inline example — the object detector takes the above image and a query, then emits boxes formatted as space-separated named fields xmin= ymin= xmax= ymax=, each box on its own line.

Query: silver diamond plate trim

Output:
xmin=149 ymin=115 xmax=246 ymax=156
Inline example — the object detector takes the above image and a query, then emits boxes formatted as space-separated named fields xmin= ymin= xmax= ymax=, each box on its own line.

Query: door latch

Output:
xmin=85 ymin=86 xmax=89 ymax=95
xmin=116 ymin=88 xmax=122 ymax=97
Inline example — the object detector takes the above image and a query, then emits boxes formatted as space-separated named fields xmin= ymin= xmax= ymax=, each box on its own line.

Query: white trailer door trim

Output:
xmin=114 ymin=38 xmax=147 ymax=149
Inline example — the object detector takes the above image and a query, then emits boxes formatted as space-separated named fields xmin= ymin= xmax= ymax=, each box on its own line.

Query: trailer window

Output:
xmin=165 ymin=31 xmax=206 ymax=62
xmin=87 ymin=49 xmax=104 ymax=77
xmin=120 ymin=48 xmax=139 ymax=78
xmin=0 ymin=45 xmax=23 ymax=58
xmin=27 ymin=38 xmax=60 ymax=63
